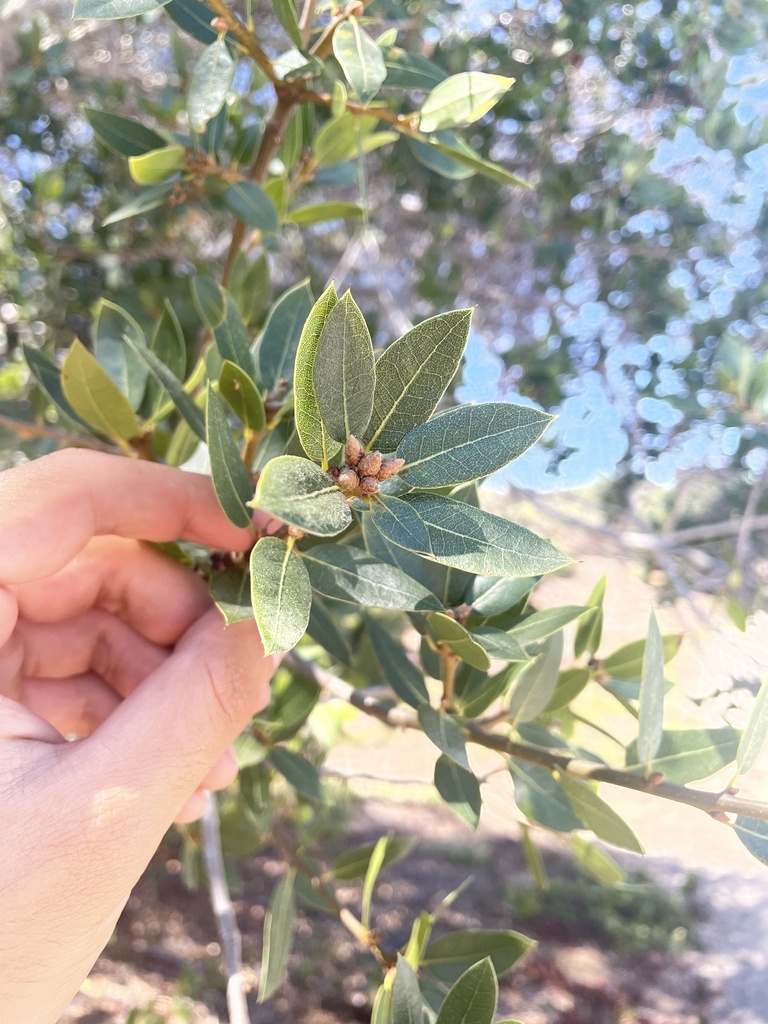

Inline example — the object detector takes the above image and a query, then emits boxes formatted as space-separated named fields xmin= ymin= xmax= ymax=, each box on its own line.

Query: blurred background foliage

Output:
xmin=0 ymin=0 xmax=767 ymax=612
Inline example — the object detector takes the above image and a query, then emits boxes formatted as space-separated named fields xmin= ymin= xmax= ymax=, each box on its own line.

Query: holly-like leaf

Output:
xmin=434 ymin=957 xmax=498 ymax=1024
xmin=73 ymin=0 xmax=168 ymax=17
xmin=637 ymin=611 xmax=665 ymax=769
xmin=93 ymin=299 xmax=148 ymax=409
xmin=188 ymin=39 xmax=235 ymax=132
xmin=224 ymin=181 xmax=279 ymax=233
xmin=418 ymin=704 xmax=470 ymax=770
xmin=294 ymin=283 xmax=342 ymax=465
xmin=434 ymin=754 xmax=482 ymax=828
xmin=206 ymin=384 xmax=253 ymax=527
xmin=83 ymin=106 xmax=167 ymax=157
xmin=371 ymin=493 xmax=572 ymax=578
xmin=397 ymin=403 xmax=553 ymax=488
xmin=256 ymin=279 xmax=314 ymax=394
xmin=365 ymin=310 xmax=472 ymax=453
xmin=61 ymin=339 xmax=140 ymax=443
xmin=258 ymin=870 xmax=297 ymax=1001
xmin=252 ymin=455 xmax=351 ymax=536
xmin=314 ymin=291 xmax=376 ymax=444
xmin=508 ymin=632 xmax=563 ymax=725
xmin=301 ymin=545 xmax=442 ymax=611
xmin=333 ymin=17 xmax=387 ymax=105
xmin=558 ymin=775 xmax=644 ymax=853
xmin=365 ymin=613 xmax=430 ymax=708
xmin=419 ymin=72 xmax=515 ymax=133
xmin=211 ymin=291 xmax=255 ymax=380
xmin=128 ymin=144 xmax=186 ymax=184
xmin=250 ymin=537 xmax=311 ymax=654
xmin=426 ymin=612 xmax=490 ymax=671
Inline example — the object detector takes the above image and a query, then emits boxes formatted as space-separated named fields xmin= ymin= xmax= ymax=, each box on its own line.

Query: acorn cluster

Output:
xmin=329 ymin=436 xmax=404 ymax=498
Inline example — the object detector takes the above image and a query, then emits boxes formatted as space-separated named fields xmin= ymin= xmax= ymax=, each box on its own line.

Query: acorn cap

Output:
xmin=345 ymin=435 xmax=364 ymax=467
xmin=359 ymin=476 xmax=380 ymax=494
xmin=378 ymin=457 xmax=405 ymax=481
xmin=337 ymin=468 xmax=361 ymax=493
xmin=358 ymin=451 xmax=383 ymax=477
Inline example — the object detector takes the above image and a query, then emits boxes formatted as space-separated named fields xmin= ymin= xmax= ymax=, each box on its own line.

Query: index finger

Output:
xmin=0 ymin=449 xmax=258 ymax=584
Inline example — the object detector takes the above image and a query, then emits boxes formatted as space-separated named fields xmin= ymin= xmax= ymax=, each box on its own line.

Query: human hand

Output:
xmin=0 ymin=449 xmax=278 ymax=1024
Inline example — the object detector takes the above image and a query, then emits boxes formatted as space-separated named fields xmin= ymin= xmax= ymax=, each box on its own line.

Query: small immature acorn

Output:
xmin=357 ymin=451 xmax=382 ymax=478
xmin=345 ymin=435 xmax=365 ymax=467
xmin=337 ymin=468 xmax=361 ymax=493
xmin=359 ymin=476 xmax=380 ymax=495
xmin=378 ymin=457 xmax=405 ymax=481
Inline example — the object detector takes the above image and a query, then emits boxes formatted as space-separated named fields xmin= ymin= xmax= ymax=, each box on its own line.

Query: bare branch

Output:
xmin=201 ymin=797 xmax=252 ymax=1024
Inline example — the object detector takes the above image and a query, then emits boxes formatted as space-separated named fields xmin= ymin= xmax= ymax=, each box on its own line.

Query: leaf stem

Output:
xmin=439 ymin=647 xmax=458 ymax=712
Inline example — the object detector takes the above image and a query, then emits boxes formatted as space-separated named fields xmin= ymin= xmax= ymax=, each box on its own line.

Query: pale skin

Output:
xmin=0 ymin=449 xmax=279 ymax=1024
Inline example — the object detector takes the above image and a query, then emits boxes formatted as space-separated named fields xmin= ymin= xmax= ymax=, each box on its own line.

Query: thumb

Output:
xmin=79 ymin=609 xmax=278 ymax=831
xmin=0 ymin=586 xmax=18 ymax=649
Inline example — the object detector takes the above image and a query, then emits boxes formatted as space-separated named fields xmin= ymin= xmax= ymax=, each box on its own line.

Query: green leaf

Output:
xmin=206 ymin=384 xmax=253 ymax=527
xmin=218 ymin=360 xmax=265 ymax=431
xmin=601 ymin=633 xmax=682 ymax=680
xmin=624 ymin=727 xmax=741 ymax=783
xmin=294 ymin=283 xmax=342 ymax=465
xmin=362 ymin=834 xmax=390 ymax=930
xmin=258 ymin=671 xmax=319 ymax=742
xmin=83 ymin=106 xmax=166 ymax=157
xmin=418 ymin=705 xmax=470 ymax=770
xmin=101 ymin=182 xmax=174 ymax=225
xmin=393 ymin=954 xmax=423 ymax=1024
xmin=510 ymin=762 xmax=582 ymax=833
xmin=434 ymin=754 xmax=481 ymax=828
xmin=465 ymin=576 xmax=535 ymax=619
xmin=407 ymin=131 xmax=476 ymax=181
xmin=258 ymin=870 xmax=297 ymax=1001
xmin=419 ymin=72 xmax=515 ymax=133
xmin=73 ymin=0 xmax=168 ymax=17
xmin=371 ymin=982 xmax=393 ymax=1024
xmin=256 ymin=279 xmax=314 ymax=394
xmin=93 ymin=299 xmax=148 ymax=409
xmin=469 ymin=626 xmax=529 ymax=663
xmin=23 ymin=344 xmax=93 ymax=431
xmin=210 ymin=567 xmax=252 ymax=624
xmin=302 ymin=545 xmax=442 ymax=611
xmin=371 ymin=493 xmax=572 ymax=578
xmin=269 ymin=0 xmax=302 ymax=46
xmin=404 ymin=911 xmax=434 ymax=970
xmin=397 ymin=403 xmax=552 ymax=488
xmin=365 ymin=309 xmax=472 ymax=453
xmin=333 ymin=17 xmax=387 ymax=105
xmin=268 ymin=747 xmax=324 ymax=801
xmin=224 ymin=181 xmax=279 ymax=233
xmin=238 ymin=253 xmax=271 ymax=326
xmin=423 ymin=931 xmax=533 ymax=985
xmin=508 ymin=632 xmax=563 ymax=725
xmin=508 ymin=605 xmax=589 ymax=646
xmin=434 ymin=957 xmax=498 ymax=1024
xmin=544 ymin=668 xmax=591 ymax=713
xmin=363 ymin=511 xmax=464 ymax=605
xmin=165 ymin=0 xmax=226 ymax=43
xmin=188 ymin=39 xmax=235 ymax=132
xmin=192 ymin=276 xmax=226 ymax=329
xmin=420 ymin=137 xmax=530 ymax=188
xmin=569 ymin=835 xmax=625 ymax=886
xmin=61 ymin=339 xmax=140 ymax=443
xmin=212 ymin=291 xmax=257 ymax=379
xmin=250 ymin=537 xmax=311 ymax=654
xmin=253 ymin=455 xmax=350 ymax=536
xmin=426 ymin=612 xmax=490 ymax=671
xmin=637 ymin=611 xmax=665 ymax=768
xmin=558 ymin=775 xmax=644 ymax=853
xmin=287 ymin=200 xmax=365 ymax=226
xmin=736 ymin=676 xmax=768 ymax=775
xmin=458 ymin=664 xmax=520 ymax=719
xmin=314 ymin=291 xmax=376 ymax=444
xmin=366 ymin=614 xmax=429 ymax=708
xmin=128 ymin=144 xmax=185 ymax=183
xmin=150 ymin=299 xmax=186 ymax=383
xmin=330 ymin=836 xmax=416 ymax=881
xmin=123 ymin=335 xmax=206 ymax=439
xmin=733 ymin=816 xmax=768 ymax=868
xmin=519 ymin=823 xmax=548 ymax=890
xmin=381 ymin=45 xmax=446 ymax=90
xmin=574 ymin=576 xmax=606 ymax=658
xmin=307 ymin=595 xmax=351 ymax=665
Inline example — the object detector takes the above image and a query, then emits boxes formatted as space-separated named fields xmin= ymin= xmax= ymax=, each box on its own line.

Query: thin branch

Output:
xmin=201 ymin=797 xmax=252 ymax=1024
xmin=285 ymin=651 xmax=768 ymax=824
xmin=736 ymin=467 xmax=768 ymax=569
xmin=320 ymin=766 xmax=434 ymax=787
xmin=0 ymin=413 xmax=120 ymax=453
xmin=204 ymin=0 xmax=278 ymax=83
